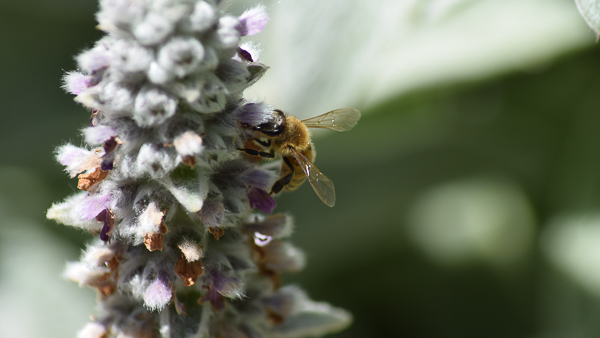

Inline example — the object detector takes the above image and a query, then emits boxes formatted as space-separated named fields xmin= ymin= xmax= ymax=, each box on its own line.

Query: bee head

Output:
xmin=255 ymin=109 xmax=286 ymax=136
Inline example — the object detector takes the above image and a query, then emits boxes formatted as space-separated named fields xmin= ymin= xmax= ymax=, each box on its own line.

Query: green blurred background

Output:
xmin=4 ymin=0 xmax=600 ymax=337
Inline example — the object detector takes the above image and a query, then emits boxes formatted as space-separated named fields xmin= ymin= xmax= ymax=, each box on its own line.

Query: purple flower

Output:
xmin=77 ymin=44 xmax=111 ymax=73
xmin=83 ymin=125 xmax=117 ymax=145
xmin=199 ymin=287 xmax=225 ymax=312
xmin=79 ymin=193 xmax=111 ymax=220
xmin=100 ymin=136 xmax=118 ymax=170
xmin=63 ymin=72 xmax=92 ymax=95
xmin=50 ymin=0 xmax=353 ymax=336
xmin=144 ymin=276 xmax=173 ymax=311
xmin=237 ymin=47 xmax=253 ymax=62
xmin=96 ymin=209 xmax=114 ymax=242
xmin=238 ymin=5 xmax=269 ymax=36
xmin=243 ymin=167 xmax=275 ymax=191
xmin=234 ymin=102 xmax=274 ymax=126
xmin=56 ymin=144 xmax=92 ymax=168
xmin=208 ymin=268 xmax=244 ymax=299
xmin=248 ymin=188 xmax=276 ymax=214
xmin=253 ymin=232 xmax=273 ymax=246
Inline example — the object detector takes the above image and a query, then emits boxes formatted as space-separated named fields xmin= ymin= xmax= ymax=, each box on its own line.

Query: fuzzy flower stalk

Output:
xmin=47 ymin=1 xmax=351 ymax=337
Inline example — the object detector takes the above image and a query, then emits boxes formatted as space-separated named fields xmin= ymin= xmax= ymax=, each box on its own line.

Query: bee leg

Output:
xmin=249 ymin=138 xmax=272 ymax=147
xmin=270 ymin=157 xmax=294 ymax=195
xmin=237 ymin=147 xmax=275 ymax=159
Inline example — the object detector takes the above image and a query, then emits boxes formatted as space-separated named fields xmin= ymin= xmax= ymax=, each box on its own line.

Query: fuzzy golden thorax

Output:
xmin=271 ymin=115 xmax=311 ymax=157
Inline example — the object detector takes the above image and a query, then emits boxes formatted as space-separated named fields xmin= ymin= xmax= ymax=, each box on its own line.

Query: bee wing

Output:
xmin=290 ymin=149 xmax=336 ymax=207
xmin=301 ymin=108 xmax=361 ymax=132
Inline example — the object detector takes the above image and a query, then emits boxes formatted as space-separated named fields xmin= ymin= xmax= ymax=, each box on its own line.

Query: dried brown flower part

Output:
xmin=181 ymin=155 xmax=198 ymax=168
xmin=174 ymin=253 xmax=205 ymax=286
xmin=106 ymin=255 xmax=120 ymax=280
xmin=208 ymin=227 xmax=225 ymax=240
xmin=141 ymin=205 xmax=168 ymax=251
xmin=160 ymin=224 xmax=168 ymax=236
xmin=143 ymin=233 xmax=164 ymax=251
xmin=78 ymin=167 xmax=109 ymax=191
xmin=92 ymin=272 xmax=117 ymax=298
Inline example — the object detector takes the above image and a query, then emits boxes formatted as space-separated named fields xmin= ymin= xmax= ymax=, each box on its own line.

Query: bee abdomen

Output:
xmin=284 ymin=171 xmax=307 ymax=191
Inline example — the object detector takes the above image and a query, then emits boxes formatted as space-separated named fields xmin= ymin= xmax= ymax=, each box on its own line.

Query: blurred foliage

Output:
xmin=278 ymin=47 xmax=600 ymax=337
xmin=4 ymin=1 xmax=600 ymax=338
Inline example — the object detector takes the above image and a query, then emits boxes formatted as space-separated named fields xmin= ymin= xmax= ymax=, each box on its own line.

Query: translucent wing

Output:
xmin=290 ymin=149 xmax=336 ymax=207
xmin=301 ymin=108 xmax=361 ymax=132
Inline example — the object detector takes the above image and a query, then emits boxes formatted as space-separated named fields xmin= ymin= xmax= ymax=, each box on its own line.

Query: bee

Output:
xmin=239 ymin=108 xmax=361 ymax=207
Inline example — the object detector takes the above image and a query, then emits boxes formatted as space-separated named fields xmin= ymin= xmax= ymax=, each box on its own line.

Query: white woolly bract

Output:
xmin=262 ymin=241 xmax=306 ymax=273
xmin=56 ymin=144 xmax=102 ymax=177
xmin=77 ymin=322 xmax=107 ymax=338
xmin=144 ymin=278 xmax=173 ymax=311
xmin=213 ymin=15 xmax=241 ymax=49
xmin=134 ymin=12 xmax=175 ymax=46
xmin=270 ymin=301 xmax=352 ymax=338
xmin=219 ymin=280 xmax=246 ymax=300
xmin=133 ymin=86 xmax=178 ymax=127
xmin=82 ymin=241 xmax=117 ymax=266
xmin=117 ymin=144 xmax=178 ymax=179
xmin=178 ymin=238 xmax=203 ymax=262
xmin=264 ymin=285 xmax=307 ymax=316
xmin=245 ymin=213 xmax=294 ymax=239
xmin=139 ymin=202 xmax=165 ymax=234
xmin=176 ymin=73 xmax=228 ymax=113
xmin=157 ymin=36 xmax=205 ymax=78
xmin=147 ymin=61 xmax=173 ymax=85
xmin=173 ymin=130 xmax=203 ymax=156
xmin=82 ymin=125 xmax=116 ymax=145
xmin=109 ymin=39 xmax=154 ymax=81
xmin=98 ymin=81 xmax=136 ymax=113
xmin=184 ymin=1 xmax=216 ymax=32
xmin=64 ymin=261 xmax=109 ymax=287
xmin=161 ymin=174 xmax=209 ymax=212
xmin=279 ymin=214 xmax=295 ymax=238
xmin=46 ymin=193 xmax=104 ymax=231
xmin=76 ymin=42 xmax=111 ymax=73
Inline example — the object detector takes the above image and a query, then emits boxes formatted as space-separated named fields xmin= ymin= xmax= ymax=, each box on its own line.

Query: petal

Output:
xmin=238 ymin=5 xmax=269 ymax=36
xmin=248 ymin=188 xmax=276 ymax=214
xmin=144 ymin=277 xmax=173 ymax=311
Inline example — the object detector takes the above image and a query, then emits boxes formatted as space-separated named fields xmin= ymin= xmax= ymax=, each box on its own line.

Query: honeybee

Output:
xmin=239 ymin=108 xmax=361 ymax=207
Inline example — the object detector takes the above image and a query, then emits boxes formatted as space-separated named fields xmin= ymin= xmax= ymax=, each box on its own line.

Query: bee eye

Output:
xmin=257 ymin=123 xmax=274 ymax=132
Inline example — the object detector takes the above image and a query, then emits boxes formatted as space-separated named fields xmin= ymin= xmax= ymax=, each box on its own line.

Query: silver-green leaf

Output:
xmin=576 ymin=0 xmax=600 ymax=38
